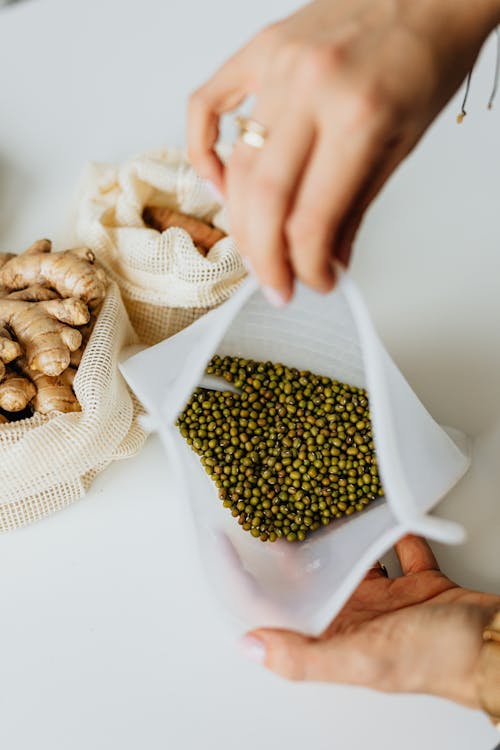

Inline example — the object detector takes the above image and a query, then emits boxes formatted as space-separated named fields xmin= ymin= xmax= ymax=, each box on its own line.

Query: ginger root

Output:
xmin=0 ymin=240 xmax=108 ymax=307
xmin=5 ymin=284 xmax=60 ymax=302
xmin=69 ymin=311 xmax=97 ymax=368
xmin=0 ymin=238 xmax=110 ymax=422
xmin=0 ymin=297 xmax=89 ymax=376
xmin=18 ymin=360 xmax=80 ymax=415
xmin=0 ymin=325 xmax=22 ymax=381
xmin=0 ymin=369 xmax=36 ymax=412
xmin=142 ymin=206 xmax=226 ymax=253
xmin=0 ymin=253 xmax=15 ymax=270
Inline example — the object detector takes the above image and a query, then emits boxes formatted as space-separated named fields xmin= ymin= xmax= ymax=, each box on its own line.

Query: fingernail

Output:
xmin=206 ymin=180 xmax=224 ymax=204
xmin=242 ymin=257 xmax=254 ymax=273
xmin=237 ymin=634 xmax=266 ymax=664
xmin=262 ymin=286 xmax=287 ymax=309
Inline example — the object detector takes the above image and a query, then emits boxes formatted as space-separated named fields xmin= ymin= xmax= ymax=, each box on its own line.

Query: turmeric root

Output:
xmin=142 ymin=206 xmax=226 ymax=253
xmin=0 ymin=369 xmax=36 ymax=412
xmin=18 ymin=360 xmax=80 ymax=415
xmin=0 ymin=242 xmax=107 ymax=307
xmin=0 ymin=298 xmax=89 ymax=376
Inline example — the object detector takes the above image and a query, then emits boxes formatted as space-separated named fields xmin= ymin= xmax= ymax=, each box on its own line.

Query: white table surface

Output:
xmin=1 ymin=1 xmax=500 ymax=748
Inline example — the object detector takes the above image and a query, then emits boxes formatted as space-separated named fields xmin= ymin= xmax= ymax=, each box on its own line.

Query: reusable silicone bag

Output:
xmin=120 ymin=271 xmax=470 ymax=635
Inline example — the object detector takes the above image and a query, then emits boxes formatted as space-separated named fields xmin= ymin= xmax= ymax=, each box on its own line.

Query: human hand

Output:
xmin=188 ymin=0 xmax=500 ymax=305
xmin=238 ymin=535 xmax=500 ymax=708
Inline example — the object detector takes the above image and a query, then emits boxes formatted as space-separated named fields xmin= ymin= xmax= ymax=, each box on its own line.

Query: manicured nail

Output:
xmin=237 ymin=635 xmax=266 ymax=664
xmin=206 ymin=180 xmax=224 ymax=204
xmin=262 ymin=286 xmax=287 ymax=309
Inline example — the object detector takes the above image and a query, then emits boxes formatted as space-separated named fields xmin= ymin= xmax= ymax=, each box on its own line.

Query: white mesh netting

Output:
xmin=0 ymin=282 xmax=146 ymax=531
xmin=75 ymin=147 xmax=246 ymax=345
xmin=0 ymin=149 xmax=245 ymax=531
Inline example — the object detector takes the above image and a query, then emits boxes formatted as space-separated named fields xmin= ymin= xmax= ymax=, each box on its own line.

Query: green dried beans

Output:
xmin=177 ymin=355 xmax=384 ymax=542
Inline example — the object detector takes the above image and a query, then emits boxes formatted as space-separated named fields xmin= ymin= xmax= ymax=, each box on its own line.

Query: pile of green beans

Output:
xmin=177 ymin=355 xmax=383 ymax=542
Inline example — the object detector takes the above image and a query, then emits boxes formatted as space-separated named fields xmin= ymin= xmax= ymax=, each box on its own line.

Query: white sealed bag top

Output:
xmin=121 ymin=271 xmax=470 ymax=635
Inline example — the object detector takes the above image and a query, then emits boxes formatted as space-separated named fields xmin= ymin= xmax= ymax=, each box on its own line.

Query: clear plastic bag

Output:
xmin=120 ymin=271 xmax=470 ymax=635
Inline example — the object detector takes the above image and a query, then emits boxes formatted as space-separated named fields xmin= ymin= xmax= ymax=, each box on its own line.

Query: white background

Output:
xmin=1 ymin=0 xmax=500 ymax=748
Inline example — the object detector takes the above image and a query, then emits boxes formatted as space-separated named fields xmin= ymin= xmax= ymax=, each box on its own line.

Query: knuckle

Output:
xmin=254 ymin=21 xmax=282 ymax=49
xmin=274 ymin=38 xmax=305 ymax=74
xmin=297 ymin=42 xmax=346 ymax=85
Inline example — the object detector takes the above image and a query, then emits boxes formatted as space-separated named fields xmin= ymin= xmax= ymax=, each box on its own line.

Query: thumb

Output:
xmin=238 ymin=628 xmax=365 ymax=683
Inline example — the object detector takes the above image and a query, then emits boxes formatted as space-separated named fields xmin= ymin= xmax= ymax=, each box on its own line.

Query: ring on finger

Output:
xmin=370 ymin=561 xmax=389 ymax=577
xmin=235 ymin=115 xmax=268 ymax=149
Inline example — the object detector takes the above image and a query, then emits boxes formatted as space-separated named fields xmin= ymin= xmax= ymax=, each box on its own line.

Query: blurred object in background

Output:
xmin=0 ymin=0 xmax=28 ymax=7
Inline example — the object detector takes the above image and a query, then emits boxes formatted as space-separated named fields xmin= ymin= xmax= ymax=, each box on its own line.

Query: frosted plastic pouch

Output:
xmin=120 ymin=271 xmax=470 ymax=635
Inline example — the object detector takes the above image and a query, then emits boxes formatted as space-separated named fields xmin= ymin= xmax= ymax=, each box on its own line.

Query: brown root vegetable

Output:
xmin=0 ymin=298 xmax=89 ymax=376
xmin=24 ymin=238 xmax=52 ymax=255
xmin=0 ymin=325 xmax=22 ymax=371
xmin=0 ymin=242 xmax=108 ymax=307
xmin=19 ymin=361 xmax=80 ymax=415
xmin=69 ymin=347 xmax=83 ymax=368
xmin=6 ymin=284 xmax=60 ymax=302
xmin=0 ymin=369 xmax=36 ymax=412
xmin=69 ymin=309 xmax=98 ymax=368
xmin=0 ymin=253 xmax=15 ymax=270
xmin=0 ymin=239 xmax=108 ymax=418
xmin=142 ymin=206 xmax=226 ymax=253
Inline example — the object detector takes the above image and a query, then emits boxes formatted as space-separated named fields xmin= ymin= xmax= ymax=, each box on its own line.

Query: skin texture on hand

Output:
xmin=188 ymin=0 xmax=500 ymax=305
xmin=239 ymin=536 xmax=500 ymax=709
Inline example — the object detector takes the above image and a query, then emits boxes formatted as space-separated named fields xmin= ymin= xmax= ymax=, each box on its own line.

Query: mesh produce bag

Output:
xmin=0 ymin=282 xmax=145 ymax=532
xmin=121 ymin=272 xmax=470 ymax=635
xmin=74 ymin=148 xmax=245 ymax=345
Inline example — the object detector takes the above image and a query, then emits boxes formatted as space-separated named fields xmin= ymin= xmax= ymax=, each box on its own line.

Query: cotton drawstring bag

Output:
xmin=120 ymin=271 xmax=470 ymax=635
xmin=74 ymin=148 xmax=245 ymax=345
xmin=0 ymin=282 xmax=146 ymax=532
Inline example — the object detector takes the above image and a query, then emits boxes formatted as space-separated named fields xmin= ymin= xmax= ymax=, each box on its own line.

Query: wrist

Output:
xmin=457 ymin=0 xmax=500 ymax=38
xmin=413 ymin=602 xmax=499 ymax=708
xmin=407 ymin=0 xmax=500 ymax=43
xmin=476 ymin=610 xmax=500 ymax=726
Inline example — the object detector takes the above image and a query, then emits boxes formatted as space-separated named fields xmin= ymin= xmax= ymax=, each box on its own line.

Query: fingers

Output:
xmin=394 ymin=535 xmax=440 ymax=576
xmin=239 ymin=627 xmax=377 ymax=685
xmin=286 ymin=111 xmax=386 ymax=292
xmin=188 ymin=30 xmax=276 ymax=192
xmin=335 ymin=136 xmax=410 ymax=266
xmin=187 ymin=47 xmax=257 ymax=191
xmin=227 ymin=99 xmax=314 ymax=304
xmin=239 ymin=629 xmax=330 ymax=681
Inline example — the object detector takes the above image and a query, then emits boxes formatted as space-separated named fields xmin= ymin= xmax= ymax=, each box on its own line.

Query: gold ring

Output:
xmin=369 ymin=561 xmax=389 ymax=577
xmin=235 ymin=115 xmax=268 ymax=149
